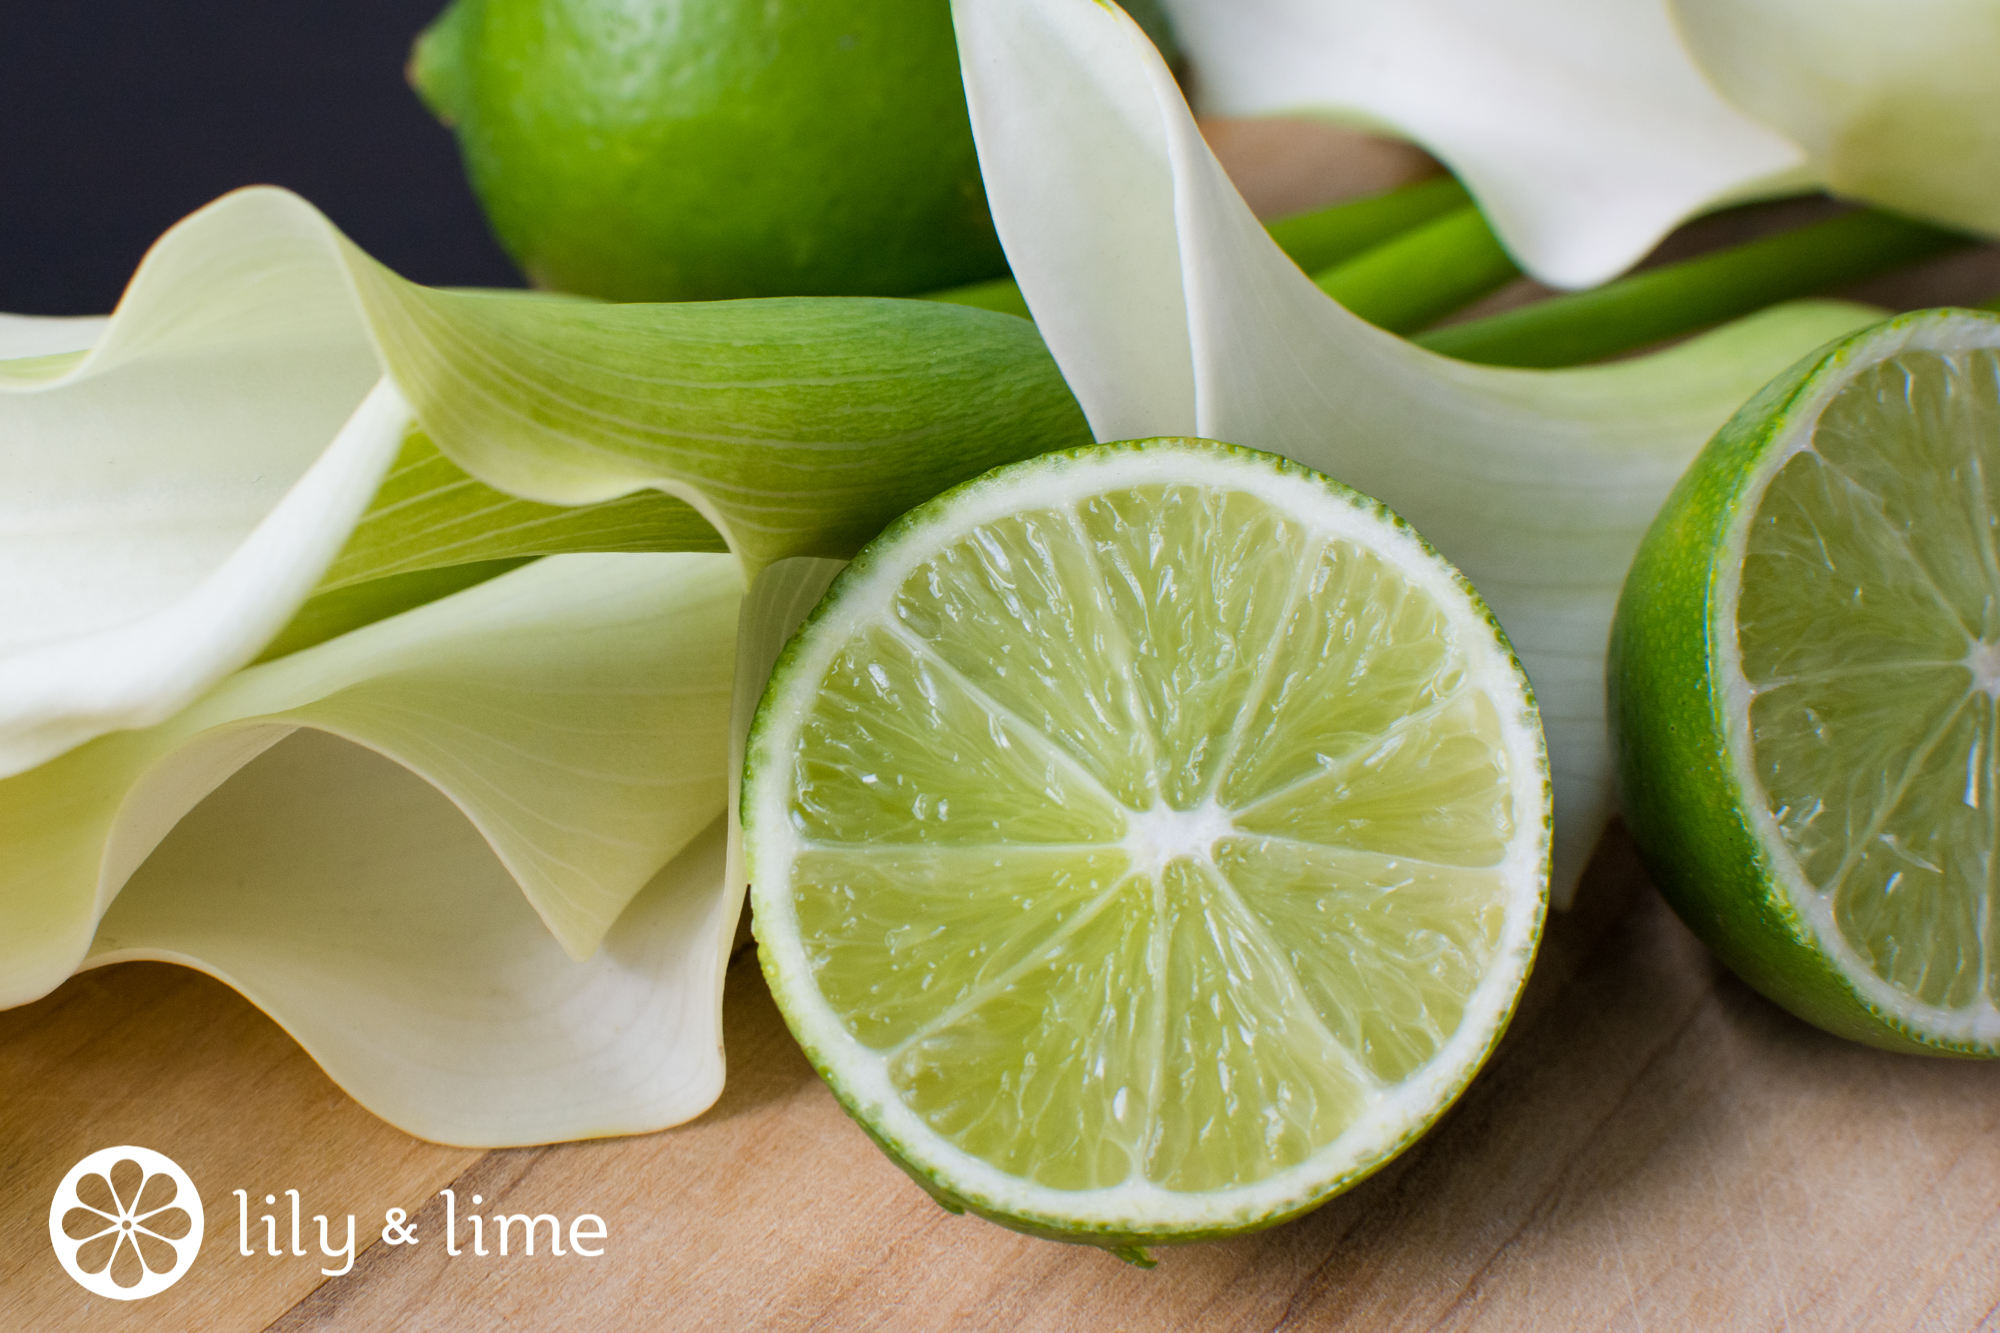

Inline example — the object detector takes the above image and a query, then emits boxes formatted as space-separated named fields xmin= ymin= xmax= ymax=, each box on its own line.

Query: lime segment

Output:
xmin=748 ymin=439 xmax=1548 ymax=1248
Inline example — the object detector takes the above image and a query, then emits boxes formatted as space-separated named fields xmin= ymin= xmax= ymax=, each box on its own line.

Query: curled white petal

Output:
xmin=0 ymin=191 xmax=397 ymax=777
xmin=1 ymin=554 xmax=741 ymax=1144
xmin=0 ymin=378 xmax=409 ymax=777
xmin=0 ymin=314 xmax=107 ymax=360
xmin=90 ymin=732 xmax=736 ymax=1147
xmin=1156 ymin=0 xmax=1811 ymax=287
xmin=1673 ymin=0 xmax=2000 ymax=237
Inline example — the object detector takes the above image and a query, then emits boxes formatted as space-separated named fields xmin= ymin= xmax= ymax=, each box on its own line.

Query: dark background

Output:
xmin=1 ymin=0 xmax=523 ymax=314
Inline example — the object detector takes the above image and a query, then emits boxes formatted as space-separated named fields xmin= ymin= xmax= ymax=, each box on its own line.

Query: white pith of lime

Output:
xmin=745 ymin=439 xmax=1549 ymax=1242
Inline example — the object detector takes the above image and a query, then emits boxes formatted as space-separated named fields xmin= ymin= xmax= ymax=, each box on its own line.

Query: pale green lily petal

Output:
xmin=1672 ymin=0 xmax=2000 ymax=238
xmin=1 ymin=187 xmax=1085 ymax=1143
xmin=1151 ymin=0 xmax=1810 ymax=287
xmin=2 ymin=554 xmax=745 ymax=1144
xmin=333 ymin=245 xmax=1089 ymax=568
xmin=0 ymin=378 xmax=410 ymax=776
xmin=0 ymin=186 xmax=1088 ymax=778
xmin=253 ymin=422 xmax=723 ymax=662
xmin=718 ymin=557 xmax=847 ymax=1032
xmin=0 ymin=198 xmax=397 ymax=774
xmin=323 ymin=426 xmax=724 ymax=590
xmin=954 ymin=0 xmax=1881 ymax=901
xmin=0 ymin=313 xmax=106 ymax=363
xmin=0 ymin=553 xmax=740 ymax=999
xmin=89 ymin=732 xmax=735 ymax=1147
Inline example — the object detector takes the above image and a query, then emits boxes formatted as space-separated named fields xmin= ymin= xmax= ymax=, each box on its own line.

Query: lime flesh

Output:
xmin=747 ymin=440 xmax=1549 ymax=1250
xmin=1614 ymin=308 xmax=2000 ymax=1053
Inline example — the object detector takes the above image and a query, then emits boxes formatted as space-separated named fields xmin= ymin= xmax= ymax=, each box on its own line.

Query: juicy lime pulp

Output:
xmin=746 ymin=440 xmax=1549 ymax=1245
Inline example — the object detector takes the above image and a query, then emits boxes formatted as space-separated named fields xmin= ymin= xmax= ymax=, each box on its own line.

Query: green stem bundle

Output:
xmin=1313 ymin=205 xmax=1518 ymax=334
xmin=923 ymin=175 xmax=1472 ymax=321
xmin=1422 ymin=209 xmax=1972 ymax=367
xmin=928 ymin=177 xmax=1975 ymax=374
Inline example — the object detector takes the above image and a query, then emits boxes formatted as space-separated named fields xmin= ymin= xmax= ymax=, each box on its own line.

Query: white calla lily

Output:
xmin=96 ymin=728 xmax=739 ymax=1147
xmin=53 ymin=554 xmax=741 ymax=1146
xmin=1158 ymin=0 xmax=2000 ymax=286
xmin=0 ymin=188 xmax=1089 ymax=1143
xmin=951 ymin=0 xmax=1884 ymax=902
xmin=1153 ymin=0 xmax=1810 ymax=287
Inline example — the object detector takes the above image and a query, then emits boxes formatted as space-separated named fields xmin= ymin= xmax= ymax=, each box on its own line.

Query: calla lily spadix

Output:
xmin=950 ymin=0 xmax=1886 ymax=903
xmin=0 ymin=187 xmax=1089 ymax=1145
xmin=1155 ymin=0 xmax=2000 ymax=289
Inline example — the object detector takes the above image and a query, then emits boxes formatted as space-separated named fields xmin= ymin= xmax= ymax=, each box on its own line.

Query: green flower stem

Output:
xmin=1421 ymin=209 xmax=1975 ymax=368
xmin=1313 ymin=205 xmax=1519 ymax=334
xmin=1266 ymin=175 xmax=1470 ymax=272
xmin=927 ymin=171 xmax=1967 ymax=368
xmin=921 ymin=174 xmax=1471 ymax=321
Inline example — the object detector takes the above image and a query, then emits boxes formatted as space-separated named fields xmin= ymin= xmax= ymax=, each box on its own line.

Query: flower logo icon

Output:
xmin=48 ymin=1146 xmax=204 ymax=1300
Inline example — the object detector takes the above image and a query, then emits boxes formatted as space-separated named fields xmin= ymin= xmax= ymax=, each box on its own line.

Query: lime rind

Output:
xmin=746 ymin=438 xmax=1550 ymax=1244
xmin=1616 ymin=307 xmax=2000 ymax=1055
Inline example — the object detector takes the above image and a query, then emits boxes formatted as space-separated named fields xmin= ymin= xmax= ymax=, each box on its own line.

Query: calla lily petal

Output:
xmin=2 ymin=188 xmax=1089 ymax=1142
xmin=1153 ymin=0 xmax=1810 ymax=287
xmin=0 ymin=314 xmax=107 ymax=361
xmin=954 ymin=0 xmax=1883 ymax=900
xmin=2 ymin=553 xmax=738 ymax=995
xmin=4 ymin=554 xmax=739 ymax=1144
xmin=0 ymin=215 xmax=394 ymax=775
xmin=89 ymin=736 xmax=734 ymax=1148
xmin=1672 ymin=0 xmax=2000 ymax=238
xmin=0 ymin=379 xmax=409 ymax=777
xmin=718 ymin=557 xmax=847 ymax=1022
xmin=0 ymin=186 xmax=1089 ymax=778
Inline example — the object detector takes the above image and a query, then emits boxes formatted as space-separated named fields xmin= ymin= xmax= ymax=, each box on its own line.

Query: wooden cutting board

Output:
xmin=5 ymin=827 xmax=2000 ymax=1331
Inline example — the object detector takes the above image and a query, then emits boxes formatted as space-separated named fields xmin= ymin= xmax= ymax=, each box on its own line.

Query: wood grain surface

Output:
xmin=6 ymin=829 xmax=2000 ymax=1331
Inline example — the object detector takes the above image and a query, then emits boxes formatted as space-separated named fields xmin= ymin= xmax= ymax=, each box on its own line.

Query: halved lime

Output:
xmin=745 ymin=439 xmax=1549 ymax=1256
xmin=1613 ymin=307 xmax=2000 ymax=1055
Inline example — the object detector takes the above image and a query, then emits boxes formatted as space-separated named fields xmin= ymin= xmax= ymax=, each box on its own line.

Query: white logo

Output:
xmin=49 ymin=1146 xmax=204 ymax=1300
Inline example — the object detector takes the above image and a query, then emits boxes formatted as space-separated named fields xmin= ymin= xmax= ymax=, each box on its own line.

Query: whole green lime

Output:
xmin=410 ymin=0 xmax=1009 ymax=300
